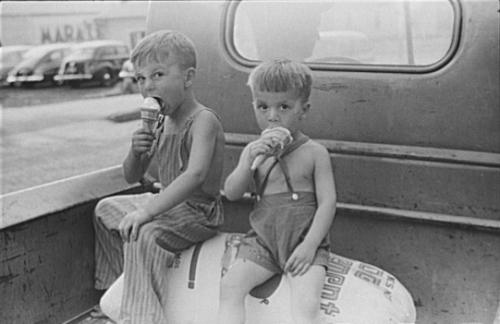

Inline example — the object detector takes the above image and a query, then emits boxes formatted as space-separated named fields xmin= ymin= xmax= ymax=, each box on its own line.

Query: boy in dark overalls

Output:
xmin=218 ymin=58 xmax=337 ymax=324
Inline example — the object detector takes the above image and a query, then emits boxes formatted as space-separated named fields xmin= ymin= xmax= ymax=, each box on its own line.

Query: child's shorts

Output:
xmin=236 ymin=233 xmax=330 ymax=274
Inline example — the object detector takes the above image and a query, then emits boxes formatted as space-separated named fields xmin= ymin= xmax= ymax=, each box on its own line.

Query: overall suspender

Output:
xmin=254 ymin=133 xmax=309 ymax=201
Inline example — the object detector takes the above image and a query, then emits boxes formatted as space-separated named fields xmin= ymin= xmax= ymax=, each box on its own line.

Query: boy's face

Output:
xmin=134 ymin=55 xmax=188 ymax=116
xmin=252 ymin=90 xmax=309 ymax=133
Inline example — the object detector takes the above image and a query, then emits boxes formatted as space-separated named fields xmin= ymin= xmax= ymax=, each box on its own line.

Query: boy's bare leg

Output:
xmin=218 ymin=259 xmax=275 ymax=324
xmin=287 ymin=265 xmax=326 ymax=324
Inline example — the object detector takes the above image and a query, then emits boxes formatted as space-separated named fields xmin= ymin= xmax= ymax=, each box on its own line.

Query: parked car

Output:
xmin=54 ymin=40 xmax=129 ymax=88
xmin=118 ymin=59 xmax=138 ymax=93
xmin=0 ymin=45 xmax=33 ymax=85
xmin=6 ymin=43 xmax=73 ymax=87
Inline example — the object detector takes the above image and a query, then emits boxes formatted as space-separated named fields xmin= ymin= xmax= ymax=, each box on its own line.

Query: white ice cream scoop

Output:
xmin=140 ymin=97 xmax=161 ymax=132
xmin=250 ymin=126 xmax=293 ymax=170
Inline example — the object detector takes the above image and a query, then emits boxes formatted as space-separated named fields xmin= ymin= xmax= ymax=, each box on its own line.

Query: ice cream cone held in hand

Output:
xmin=140 ymin=97 xmax=161 ymax=133
xmin=250 ymin=126 xmax=293 ymax=170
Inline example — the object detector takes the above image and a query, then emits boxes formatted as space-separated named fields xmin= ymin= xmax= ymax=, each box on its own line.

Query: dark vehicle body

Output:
xmin=55 ymin=40 xmax=129 ymax=88
xmin=6 ymin=43 xmax=73 ymax=87
xmin=0 ymin=45 xmax=32 ymax=85
xmin=0 ymin=1 xmax=499 ymax=324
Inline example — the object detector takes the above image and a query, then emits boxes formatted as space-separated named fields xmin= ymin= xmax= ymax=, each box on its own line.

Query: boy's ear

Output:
xmin=184 ymin=67 xmax=196 ymax=88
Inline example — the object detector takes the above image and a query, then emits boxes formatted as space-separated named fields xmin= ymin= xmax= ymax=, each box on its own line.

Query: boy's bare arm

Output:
xmin=122 ymin=129 xmax=155 ymax=184
xmin=224 ymin=136 xmax=276 ymax=200
xmin=302 ymin=144 xmax=337 ymax=248
xmin=142 ymin=111 xmax=221 ymax=218
xmin=224 ymin=145 xmax=253 ymax=200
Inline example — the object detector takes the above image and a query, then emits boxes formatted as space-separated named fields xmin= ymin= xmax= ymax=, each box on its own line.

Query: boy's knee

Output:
xmin=94 ymin=197 xmax=114 ymax=219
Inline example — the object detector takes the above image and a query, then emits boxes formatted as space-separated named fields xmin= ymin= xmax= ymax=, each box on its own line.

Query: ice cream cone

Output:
xmin=250 ymin=126 xmax=292 ymax=170
xmin=140 ymin=97 xmax=161 ymax=132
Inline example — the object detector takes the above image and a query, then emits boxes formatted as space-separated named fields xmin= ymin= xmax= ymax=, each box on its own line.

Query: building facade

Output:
xmin=0 ymin=1 xmax=147 ymax=50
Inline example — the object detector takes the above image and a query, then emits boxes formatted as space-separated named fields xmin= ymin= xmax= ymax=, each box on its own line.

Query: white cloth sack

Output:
xmin=100 ymin=233 xmax=416 ymax=324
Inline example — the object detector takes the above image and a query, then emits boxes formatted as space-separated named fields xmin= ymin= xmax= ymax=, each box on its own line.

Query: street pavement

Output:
xmin=1 ymin=94 xmax=143 ymax=194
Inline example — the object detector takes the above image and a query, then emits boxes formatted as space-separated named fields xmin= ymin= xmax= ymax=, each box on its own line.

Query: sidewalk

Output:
xmin=2 ymin=94 xmax=143 ymax=194
xmin=1 ymin=82 xmax=137 ymax=108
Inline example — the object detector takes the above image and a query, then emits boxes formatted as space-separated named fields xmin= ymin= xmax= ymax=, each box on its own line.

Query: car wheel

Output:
xmin=49 ymin=75 xmax=60 ymax=86
xmin=99 ymin=68 xmax=117 ymax=87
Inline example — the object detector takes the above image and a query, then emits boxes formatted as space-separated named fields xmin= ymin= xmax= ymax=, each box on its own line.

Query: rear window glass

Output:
xmin=228 ymin=0 xmax=458 ymax=71
xmin=99 ymin=46 xmax=118 ymax=59
xmin=68 ymin=47 xmax=96 ymax=60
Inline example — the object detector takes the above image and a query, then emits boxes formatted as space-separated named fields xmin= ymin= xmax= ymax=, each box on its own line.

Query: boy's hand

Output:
xmin=118 ymin=209 xmax=152 ymax=242
xmin=246 ymin=137 xmax=275 ymax=165
xmin=284 ymin=241 xmax=317 ymax=276
xmin=248 ymin=128 xmax=293 ymax=170
xmin=131 ymin=128 xmax=155 ymax=157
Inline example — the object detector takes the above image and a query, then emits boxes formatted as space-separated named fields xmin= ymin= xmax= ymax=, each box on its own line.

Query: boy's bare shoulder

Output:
xmin=291 ymin=139 xmax=328 ymax=166
xmin=289 ymin=139 xmax=328 ymax=170
xmin=191 ymin=107 xmax=224 ymax=135
xmin=303 ymin=138 xmax=328 ymax=156
xmin=193 ymin=107 xmax=222 ymax=125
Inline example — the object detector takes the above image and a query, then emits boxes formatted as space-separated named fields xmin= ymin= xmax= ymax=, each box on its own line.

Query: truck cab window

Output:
xmin=231 ymin=0 xmax=456 ymax=69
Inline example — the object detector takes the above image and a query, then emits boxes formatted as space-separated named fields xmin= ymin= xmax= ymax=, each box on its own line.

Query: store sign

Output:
xmin=40 ymin=20 xmax=104 ymax=44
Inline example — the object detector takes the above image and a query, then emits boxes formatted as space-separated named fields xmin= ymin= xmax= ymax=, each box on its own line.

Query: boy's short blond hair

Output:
xmin=131 ymin=30 xmax=197 ymax=70
xmin=247 ymin=58 xmax=312 ymax=102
